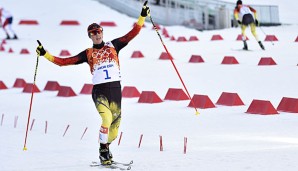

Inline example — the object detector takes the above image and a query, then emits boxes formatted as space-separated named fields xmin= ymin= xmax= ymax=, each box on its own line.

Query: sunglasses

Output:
xmin=88 ymin=28 xmax=103 ymax=36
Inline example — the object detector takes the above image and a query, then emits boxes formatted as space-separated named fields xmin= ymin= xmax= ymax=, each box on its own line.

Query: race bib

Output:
xmin=92 ymin=61 xmax=121 ymax=84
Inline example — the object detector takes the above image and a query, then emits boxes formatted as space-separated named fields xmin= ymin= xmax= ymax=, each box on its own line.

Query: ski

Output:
xmin=90 ymin=161 xmax=132 ymax=170
xmin=113 ymin=160 xmax=133 ymax=166
xmin=230 ymin=48 xmax=253 ymax=51
xmin=91 ymin=160 xmax=133 ymax=166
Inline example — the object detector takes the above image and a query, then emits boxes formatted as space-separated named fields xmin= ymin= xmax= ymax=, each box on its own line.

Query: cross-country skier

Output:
xmin=36 ymin=1 xmax=150 ymax=165
xmin=0 ymin=7 xmax=18 ymax=39
xmin=234 ymin=0 xmax=265 ymax=50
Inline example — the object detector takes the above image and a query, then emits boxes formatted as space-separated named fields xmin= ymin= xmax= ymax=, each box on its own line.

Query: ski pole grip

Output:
xmin=37 ymin=40 xmax=42 ymax=46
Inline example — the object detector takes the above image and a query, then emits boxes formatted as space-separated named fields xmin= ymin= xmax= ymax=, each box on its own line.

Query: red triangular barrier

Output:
xmin=57 ymin=86 xmax=77 ymax=97
xmin=59 ymin=50 xmax=71 ymax=56
xmin=170 ymin=36 xmax=176 ymax=41
xmin=211 ymin=34 xmax=223 ymax=41
xmin=216 ymin=92 xmax=244 ymax=106
xmin=60 ymin=20 xmax=80 ymax=25
xmin=295 ymin=36 xmax=298 ymax=42
xmin=258 ymin=57 xmax=277 ymax=65
xmin=246 ymin=99 xmax=278 ymax=115
xmin=164 ymin=88 xmax=189 ymax=101
xmin=23 ymin=83 xmax=41 ymax=93
xmin=13 ymin=78 xmax=26 ymax=88
xmin=20 ymin=49 xmax=30 ymax=54
xmin=159 ymin=52 xmax=173 ymax=60
xmin=177 ymin=36 xmax=187 ymax=42
xmin=18 ymin=20 xmax=39 ymax=25
xmin=138 ymin=91 xmax=163 ymax=103
xmin=277 ymin=97 xmax=298 ymax=113
xmin=0 ymin=45 xmax=5 ymax=51
xmin=188 ymin=94 xmax=216 ymax=109
xmin=0 ymin=81 xmax=8 ymax=90
xmin=162 ymin=28 xmax=168 ymax=35
xmin=189 ymin=55 xmax=204 ymax=63
xmin=131 ymin=51 xmax=144 ymax=58
xmin=80 ymin=84 xmax=93 ymax=94
xmin=100 ymin=21 xmax=117 ymax=27
xmin=265 ymin=35 xmax=278 ymax=41
xmin=44 ymin=81 xmax=60 ymax=91
xmin=236 ymin=34 xmax=249 ymax=41
xmin=8 ymin=48 xmax=14 ymax=53
xmin=163 ymin=32 xmax=169 ymax=38
xmin=189 ymin=36 xmax=199 ymax=41
xmin=152 ymin=24 xmax=161 ymax=30
xmin=122 ymin=86 xmax=141 ymax=98
xmin=221 ymin=56 xmax=239 ymax=64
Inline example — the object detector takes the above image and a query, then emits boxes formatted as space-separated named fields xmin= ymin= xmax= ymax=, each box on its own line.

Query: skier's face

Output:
xmin=89 ymin=29 xmax=103 ymax=44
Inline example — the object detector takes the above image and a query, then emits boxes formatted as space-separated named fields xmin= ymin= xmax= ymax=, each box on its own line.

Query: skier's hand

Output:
xmin=36 ymin=40 xmax=46 ymax=56
xmin=255 ymin=19 xmax=259 ymax=26
xmin=141 ymin=1 xmax=150 ymax=17
xmin=237 ymin=20 xmax=242 ymax=25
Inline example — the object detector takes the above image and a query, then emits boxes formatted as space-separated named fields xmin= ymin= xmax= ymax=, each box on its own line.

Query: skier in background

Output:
xmin=0 ymin=7 xmax=18 ymax=39
xmin=36 ymin=1 xmax=150 ymax=165
xmin=234 ymin=0 xmax=265 ymax=50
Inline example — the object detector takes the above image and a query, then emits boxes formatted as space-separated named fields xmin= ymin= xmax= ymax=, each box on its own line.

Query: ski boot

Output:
xmin=6 ymin=34 xmax=10 ymax=40
xmin=13 ymin=34 xmax=18 ymax=40
xmin=243 ymin=40 xmax=248 ymax=50
xmin=109 ymin=150 xmax=114 ymax=163
xmin=258 ymin=41 xmax=265 ymax=50
xmin=99 ymin=143 xmax=112 ymax=165
xmin=106 ymin=143 xmax=114 ymax=163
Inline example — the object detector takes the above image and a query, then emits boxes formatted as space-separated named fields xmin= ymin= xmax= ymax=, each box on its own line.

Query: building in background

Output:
xmin=96 ymin=0 xmax=280 ymax=30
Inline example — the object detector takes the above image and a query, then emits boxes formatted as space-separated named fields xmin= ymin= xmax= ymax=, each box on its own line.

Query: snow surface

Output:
xmin=0 ymin=0 xmax=298 ymax=171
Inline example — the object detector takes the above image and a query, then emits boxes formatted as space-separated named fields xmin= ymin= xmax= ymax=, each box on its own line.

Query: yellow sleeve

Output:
xmin=234 ymin=9 xmax=239 ymax=20
xmin=136 ymin=16 xmax=146 ymax=27
xmin=44 ymin=52 xmax=54 ymax=62
xmin=249 ymin=6 xmax=258 ymax=19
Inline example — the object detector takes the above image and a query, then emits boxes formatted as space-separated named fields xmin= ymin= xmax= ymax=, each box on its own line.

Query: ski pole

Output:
xmin=259 ymin=27 xmax=274 ymax=46
xmin=23 ymin=40 xmax=41 ymax=151
xmin=148 ymin=14 xmax=199 ymax=115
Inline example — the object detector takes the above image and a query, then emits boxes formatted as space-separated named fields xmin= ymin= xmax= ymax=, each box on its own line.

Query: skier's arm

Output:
xmin=111 ymin=1 xmax=150 ymax=52
xmin=36 ymin=40 xmax=87 ymax=66
xmin=234 ymin=8 xmax=239 ymax=20
xmin=233 ymin=7 xmax=242 ymax=24
xmin=249 ymin=6 xmax=257 ymax=19
xmin=43 ymin=51 xmax=87 ymax=66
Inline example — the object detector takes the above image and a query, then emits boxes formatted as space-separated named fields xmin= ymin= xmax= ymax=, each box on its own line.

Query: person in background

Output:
xmin=36 ymin=1 xmax=150 ymax=166
xmin=0 ymin=7 xmax=18 ymax=39
xmin=234 ymin=0 xmax=264 ymax=50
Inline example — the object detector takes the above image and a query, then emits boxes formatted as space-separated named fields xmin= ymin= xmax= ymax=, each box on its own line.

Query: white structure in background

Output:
xmin=96 ymin=0 xmax=280 ymax=30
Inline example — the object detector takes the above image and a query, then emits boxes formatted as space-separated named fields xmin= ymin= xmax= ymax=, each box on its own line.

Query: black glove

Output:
xmin=237 ymin=20 xmax=242 ymax=25
xmin=36 ymin=40 xmax=46 ymax=56
xmin=255 ymin=19 xmax=259 ymax=26
xmin=141 ymin=1 xmax=150 ymax=17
